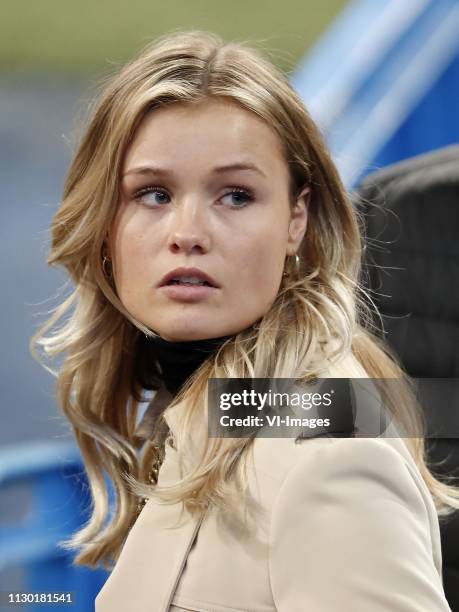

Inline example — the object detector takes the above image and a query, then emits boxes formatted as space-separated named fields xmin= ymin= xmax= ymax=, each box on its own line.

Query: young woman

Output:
xmin=33 ymin=30 xmax=457 ymax=611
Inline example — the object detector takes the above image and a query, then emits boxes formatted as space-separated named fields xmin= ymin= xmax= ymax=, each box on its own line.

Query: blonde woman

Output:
xmin=32 ymin=30 xmax=457 ymax=611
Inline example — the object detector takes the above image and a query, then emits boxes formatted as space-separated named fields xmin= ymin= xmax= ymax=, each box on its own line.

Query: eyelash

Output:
xmin=133 ymin=185 xmax=255 ymax=208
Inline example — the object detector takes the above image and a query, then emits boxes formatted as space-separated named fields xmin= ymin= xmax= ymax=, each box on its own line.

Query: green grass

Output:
xmin=1 ymin=0 xmax=348 ymax=75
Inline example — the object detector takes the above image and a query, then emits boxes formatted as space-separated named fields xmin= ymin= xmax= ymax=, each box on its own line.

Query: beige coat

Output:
xmin=95 ymin=425 xmax=452 ymax=611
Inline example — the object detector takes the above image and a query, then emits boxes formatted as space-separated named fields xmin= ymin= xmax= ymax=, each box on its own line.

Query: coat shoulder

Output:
xmin=250 ymin=435 xmax=440 ymax=559
xmin=264 ymin=435 xmax=449 ymax=610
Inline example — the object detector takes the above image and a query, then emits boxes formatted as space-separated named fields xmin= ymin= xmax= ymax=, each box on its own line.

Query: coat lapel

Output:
xmin=96 ymin=446 xmax=206 ymax=612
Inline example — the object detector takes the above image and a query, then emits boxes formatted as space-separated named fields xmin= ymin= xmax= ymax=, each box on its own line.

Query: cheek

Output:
xmin=111 ymin=211 xmax=151 ymax=292
xmin=240 ymin=233 xmax=286 ymax=295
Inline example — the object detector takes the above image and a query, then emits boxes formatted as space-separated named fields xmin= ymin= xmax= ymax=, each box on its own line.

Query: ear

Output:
xmin=286 ymin=186 xmax=310 ymax=256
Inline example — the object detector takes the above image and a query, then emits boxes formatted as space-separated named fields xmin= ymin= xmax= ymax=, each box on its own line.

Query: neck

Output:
xmin=136 ymin=332 xmax=234 ymax=395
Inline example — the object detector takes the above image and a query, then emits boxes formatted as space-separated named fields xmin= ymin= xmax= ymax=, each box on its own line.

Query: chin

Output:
xmin=152 ymin=320 xmax=224 ymax=342
xmin=147 ymin=310 xmax=257 ymax=342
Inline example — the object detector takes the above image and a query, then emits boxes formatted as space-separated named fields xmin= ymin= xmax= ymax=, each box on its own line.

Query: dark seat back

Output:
xmin=354 ymin=145 xmax=459 ymax=611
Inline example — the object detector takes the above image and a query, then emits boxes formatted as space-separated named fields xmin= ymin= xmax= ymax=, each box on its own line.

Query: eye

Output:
xmin=220 ymin=187 xmax=255 ymax=208
xmin=132 ymin=185 xmax=254 ymax=208
xmin=133 ymin=186 xmax=170 ymax=206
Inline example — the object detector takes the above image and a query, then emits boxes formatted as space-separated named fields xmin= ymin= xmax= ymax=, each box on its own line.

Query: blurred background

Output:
xmin=1 ymin=0 xmax=458 ymax=610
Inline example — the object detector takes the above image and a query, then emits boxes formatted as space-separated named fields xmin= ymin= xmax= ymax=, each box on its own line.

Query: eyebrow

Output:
xmin=122 ymin=162 xmax=267 ymax=179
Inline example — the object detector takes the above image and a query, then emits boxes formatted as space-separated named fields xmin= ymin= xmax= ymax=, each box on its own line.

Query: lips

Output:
xmin=159 ymin=282 xmax=217 ymax=302
xmin=159 ymin=267 xmax=220 ymax=288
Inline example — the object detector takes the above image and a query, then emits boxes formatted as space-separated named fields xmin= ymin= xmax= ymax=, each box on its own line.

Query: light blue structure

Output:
xmin=291 ymin=0 xmax=459 ymax=188
xmin=0 ymin=442 xmax=108 ymax=611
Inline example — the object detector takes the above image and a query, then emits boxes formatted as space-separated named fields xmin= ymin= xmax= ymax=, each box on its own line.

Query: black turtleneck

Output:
xmin=136 ymin=332 xmax=234 ymax=396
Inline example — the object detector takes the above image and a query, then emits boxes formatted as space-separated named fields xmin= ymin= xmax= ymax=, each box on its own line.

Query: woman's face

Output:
xmin=109 ymin=97 xmax=309 ymax=341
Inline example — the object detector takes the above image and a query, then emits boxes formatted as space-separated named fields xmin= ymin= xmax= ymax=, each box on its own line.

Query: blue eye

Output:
xmin=221 ymin=187 xmax=254 ymax=208
xmin=133 ymin=186 xmax=254 ymax=208
xmin=134 ymin=187 xmax=170 ymax=206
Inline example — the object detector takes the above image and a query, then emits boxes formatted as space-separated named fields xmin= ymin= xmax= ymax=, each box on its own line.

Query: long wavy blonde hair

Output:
xmin=31 ymin=29 xmax=459 ymax=570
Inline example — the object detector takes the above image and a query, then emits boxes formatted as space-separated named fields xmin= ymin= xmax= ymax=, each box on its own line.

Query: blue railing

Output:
xmin=0 ymin=442 xmax=108 ymax=611
xmin=290 ymin=0 xmax=459 ymax=188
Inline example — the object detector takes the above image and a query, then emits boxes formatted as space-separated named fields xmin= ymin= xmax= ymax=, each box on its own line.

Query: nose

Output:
xmin=167 ymin=198 xmax=211 ymax=255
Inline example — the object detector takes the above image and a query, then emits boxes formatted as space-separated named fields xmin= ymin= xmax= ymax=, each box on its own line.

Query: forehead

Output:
xmin=123 ymin=97 xmax=288 ymax=177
